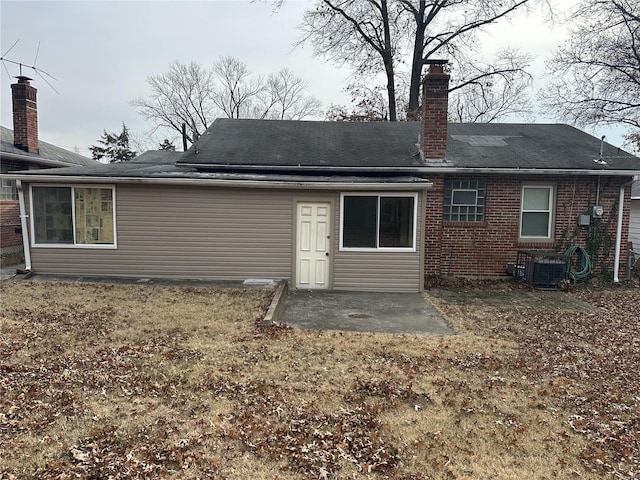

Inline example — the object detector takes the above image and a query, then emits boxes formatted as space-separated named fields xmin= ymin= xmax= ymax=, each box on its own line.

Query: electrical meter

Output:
xmin=592 ymin=205 xmax=604 ymax=218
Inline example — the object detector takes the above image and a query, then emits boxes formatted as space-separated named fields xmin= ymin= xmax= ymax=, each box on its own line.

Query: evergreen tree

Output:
xmin=158 ymin=139 xmax=176 ymax=151
xmin=89 ymin=123 xmax=137 ymax=163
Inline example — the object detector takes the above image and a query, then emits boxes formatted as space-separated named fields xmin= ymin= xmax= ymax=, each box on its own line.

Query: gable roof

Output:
xmin=1 ymin=126 xmax=96 ymax=167
xmin=178 ymin=119 xmax=640 ymax=175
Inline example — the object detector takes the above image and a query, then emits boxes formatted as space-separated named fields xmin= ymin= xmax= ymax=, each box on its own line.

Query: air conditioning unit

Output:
xmin=525 ymin=258 xmax=568 ymax=288
xmin=516 ymin=250 xmax=570 ymax=289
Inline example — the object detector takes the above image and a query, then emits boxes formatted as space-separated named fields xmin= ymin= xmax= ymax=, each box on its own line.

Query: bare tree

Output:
xmin=398 ymin=0 xmax=535 ymax=118
xmin=260 ymin=68 xmax=322 ymax=120
xmin=133 ymin=58 xmax=321 ymax=145
xmin=628 ymin=132 xmax=640 ymax=151
xmin=212 ymin=56 xmax=266 ymax=119
xmin=326 ymin=104 xmax=385 ymax=121
xmin=131 ymin=61 xmax=216 ymax=144
xmin=299 ymin=0 xmax=400 ymax=120
xmin=326 ymin=86 xmax=389 ymax=121
xmin=325 ymin=81 xmax=407 ymax=121
xmin=542 ymin=0 xmax=639 ymax=148
xmin=128 ymin=130 xmax=162 ymax=154
xmin=299 ymin=0 xmax=537 ymax=122
xmin=212 ymin=60 xmax=323 ymax=120
xmin=449 ymin=51 xmax=533 ymax=122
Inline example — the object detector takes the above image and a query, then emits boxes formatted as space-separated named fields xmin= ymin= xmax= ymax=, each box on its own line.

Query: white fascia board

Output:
xmin=2 ymin=174 xmax=433 ymax=191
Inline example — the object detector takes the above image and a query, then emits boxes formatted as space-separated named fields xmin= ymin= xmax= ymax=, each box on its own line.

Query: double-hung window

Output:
xmin=341 ymin=194 xmax=416 ymax=250
xmin=520 ymin=185 xmax=554 ymax=239
xmin=31 ymin=185 xmax=116 ymax=247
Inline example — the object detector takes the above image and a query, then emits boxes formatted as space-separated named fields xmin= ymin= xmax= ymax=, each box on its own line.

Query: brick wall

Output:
xmin=11 ymin=76 xmax=39 ymax=153
xmin=424 ymin=173 xmax=633 ymax=278
xmin=0 ymin=200 xmax=22 ymax=249
xmin=421 ymin=63 xmax=449 ymax=160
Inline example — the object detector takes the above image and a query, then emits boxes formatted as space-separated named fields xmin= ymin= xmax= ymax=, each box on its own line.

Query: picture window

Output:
xmin=341 ymin=194 xmax=416 ymax=250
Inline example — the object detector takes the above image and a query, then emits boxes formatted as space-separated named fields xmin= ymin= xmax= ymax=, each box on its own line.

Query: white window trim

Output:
xmin=30 ymin=184 xmax=118 ymax=249
xmin=339 ymin=192 xmax=418 ymax=252
xmin=520 ymin=184 xmax=554 ymax=240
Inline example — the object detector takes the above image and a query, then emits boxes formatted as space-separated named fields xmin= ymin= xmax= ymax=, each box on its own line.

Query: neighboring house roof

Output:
xmin=0 ymin=126 xmax=95 ymax=167
xmin=177 ymin=119 xmax=640 ymax=174
xmin=129 ymin=150 xmax=183 ymax=164
xmin=632 ymin=181 xmax=640 ymax=199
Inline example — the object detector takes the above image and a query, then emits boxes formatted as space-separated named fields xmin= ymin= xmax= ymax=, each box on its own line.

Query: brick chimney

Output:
xmin=421 ymin=60 xmax=450 ymax=161
xmin=11 ymin=76 xmax=39 ymax=153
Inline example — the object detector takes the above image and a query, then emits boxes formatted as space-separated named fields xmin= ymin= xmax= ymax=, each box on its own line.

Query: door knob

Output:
xmin=325 ymin=252 xmax=329 ymax=256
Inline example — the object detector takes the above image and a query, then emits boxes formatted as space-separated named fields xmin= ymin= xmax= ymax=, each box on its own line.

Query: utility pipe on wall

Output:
xmin=614 ymin=175 xmax=639 ymax=283
xmin=16 ymin=180 xmax=32 ymax=271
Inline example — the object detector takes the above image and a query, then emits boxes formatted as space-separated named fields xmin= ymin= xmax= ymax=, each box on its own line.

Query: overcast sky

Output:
xmin=0 ymin=0 xmax=629 ymax=158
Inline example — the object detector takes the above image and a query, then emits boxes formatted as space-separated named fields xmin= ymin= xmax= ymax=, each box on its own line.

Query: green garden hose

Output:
xmin=564 ymin=245 xmax=592 ymax=281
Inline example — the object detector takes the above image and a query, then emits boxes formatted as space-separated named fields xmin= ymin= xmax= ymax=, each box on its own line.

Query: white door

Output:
xmin=296 ymin=202 xmax=331 ymax=289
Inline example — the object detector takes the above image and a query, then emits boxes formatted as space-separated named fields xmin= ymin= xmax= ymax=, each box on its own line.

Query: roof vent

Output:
xmin=594 ymin=135 xmax=608 ymax=165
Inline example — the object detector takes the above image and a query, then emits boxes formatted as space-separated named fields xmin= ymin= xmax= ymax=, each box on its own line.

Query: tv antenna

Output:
xmin=1 ymin=39 xmax=58 ymax=94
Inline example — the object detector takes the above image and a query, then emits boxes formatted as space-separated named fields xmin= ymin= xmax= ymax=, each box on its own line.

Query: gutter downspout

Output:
xmin=613 ymin=175 xmax=639 ymax=283
xmin=16 ymin=180 xmax=32 ymax=272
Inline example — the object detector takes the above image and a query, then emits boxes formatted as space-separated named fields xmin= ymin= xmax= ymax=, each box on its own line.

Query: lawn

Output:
xmin=0 ymin=280 xmax=638 ymax=479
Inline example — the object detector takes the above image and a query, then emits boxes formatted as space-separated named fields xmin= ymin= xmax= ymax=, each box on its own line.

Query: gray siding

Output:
xmin=631 ymin=199 xmax=640 ymax=252
xmin=332 ymin=192 xmax=423 ymax=292
xmin=30 ymin=185 xmax=294 ymax=280
xmin=333 ymin=252 xmax=421 ymax=292
xmin=27 ymin=183 xmax=424 ymax=292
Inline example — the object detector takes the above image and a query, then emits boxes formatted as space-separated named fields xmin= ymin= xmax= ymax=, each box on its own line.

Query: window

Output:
xmin=341 ymin=194 xmax=416 ymax=250
xmin=443 ymin=179 xmax=486 ymax=222
xmin=0 ymin=164 xmax=18 ymax=200
xmin=0 ymin=177 xmax=18 ymax=200
xmin=520 ymin=185 xmax=554 ymax=239
xmin=31 ymin=185 xmax=116 ymax=247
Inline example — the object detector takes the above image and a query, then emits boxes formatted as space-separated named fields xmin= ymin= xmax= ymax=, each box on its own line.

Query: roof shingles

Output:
xmin=176 ymin=119 xmax=640 ymax=173
xmin=5 ymin=120 xmax=640 ymax=180
xmin=1 ymin=126 xmax=96 ymax=166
